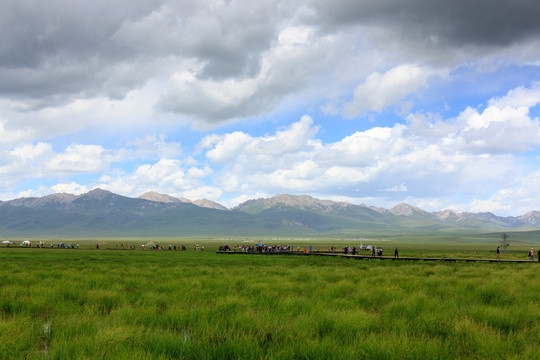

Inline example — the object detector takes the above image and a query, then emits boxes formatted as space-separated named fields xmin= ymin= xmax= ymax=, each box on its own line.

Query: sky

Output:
xmin=1 ymin=0 xmax=540 ymax=216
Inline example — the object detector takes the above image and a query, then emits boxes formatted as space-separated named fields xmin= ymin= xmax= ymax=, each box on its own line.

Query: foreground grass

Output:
xmin=0 ymin=249 xmax=539 ymax=359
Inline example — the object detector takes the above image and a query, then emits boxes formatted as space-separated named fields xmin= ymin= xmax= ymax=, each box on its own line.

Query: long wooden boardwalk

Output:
xmin=217 ymin=251 xmax=538 ymax=264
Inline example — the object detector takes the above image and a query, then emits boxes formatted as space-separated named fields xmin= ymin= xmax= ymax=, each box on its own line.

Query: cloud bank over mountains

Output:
xmin=1 ymin=0 xmax=540 ymax=216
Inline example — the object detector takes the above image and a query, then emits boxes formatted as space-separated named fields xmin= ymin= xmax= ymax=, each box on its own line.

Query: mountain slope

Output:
xmin=138 ymin=191 xmax=228 ymax=210
xmin=233 ymin=195 xmax=432 ymax=233
xmin=0 ymin=190 xmax=312 ymax=237
xmin=138 ymin=191 xmax=189 ymax=204
xmin=1 ymin=190 xmax=540 ymax=238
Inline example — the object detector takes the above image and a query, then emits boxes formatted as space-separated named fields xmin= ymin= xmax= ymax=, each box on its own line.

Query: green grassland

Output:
xmin=1 ymin=245 xmax=539 ymax=359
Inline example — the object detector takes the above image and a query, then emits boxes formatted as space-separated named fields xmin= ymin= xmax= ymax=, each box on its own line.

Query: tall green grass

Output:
xmin=0 ymin=249 xmax=538 ymax=359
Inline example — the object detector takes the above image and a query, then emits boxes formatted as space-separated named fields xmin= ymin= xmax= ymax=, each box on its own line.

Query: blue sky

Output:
xmin=1 ymin=0 xmax=540 ymax=215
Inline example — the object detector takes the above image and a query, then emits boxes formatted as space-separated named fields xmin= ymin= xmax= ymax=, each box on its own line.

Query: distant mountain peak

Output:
xmin=517 ymin=211 xmax=540 ymax=225
xmin=137 ymin=191 xmax=227 ymax=209
xmin=3 ymin=190 xmax=540 ymax=236
xmin=193 ymin=199 xmax=228 ymax=211
xmin=434 ymin=209 xmax=458 ymax=220
xmin=85 ymin=188 xmax=114 ymax=198
xmin=138 ymin=191 xmax=189 ymax=203
xmin=389 ymin=203 xmax=428 ymax=217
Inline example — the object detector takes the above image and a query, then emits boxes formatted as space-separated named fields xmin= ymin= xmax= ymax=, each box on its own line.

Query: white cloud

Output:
xmin=94 ymin=158 xmax=219 ymax=200
xmin=0 ymin=120 xmax=34 ymax=146
xmin=10 ymin=142 xmax=53 ymax=161
xmin=439 ymin=85 xmax=540 ymax=154
xmin=205 ymin=116 xmax=320 ymax=165
xmin=182 ymin=186 xmax=223 ymax=202
xmin=51 ymin=182 xmax=91 ymax=195
xmin=343 ymin=64 xmax=430 ymax=117
xmin=2 ymin=1 xmax=540 ymax=216
xmin=205 ymin=132 xmax=254 ymax=163
xmin=0 ymin=186 xmax=54 ymax=201
xmin=187 ymin=166 xmax=213 ymax=179
xmin=46 ymin=144 xmax=113 ymax=173
xmin=126 ymin=135 xmax=182 ymax=160
xmin=157 ymin=24 xmax=345 ymax=127
xmin=488 ymin=81 xmax=540 ymax=108
xmin=199 ymin=84 xmax=540 ymax=214
xmin=133 ymin=159 xmax=185 ymax=185
xmin=467 ymin=167 xmax=540 ymax=215
xmin=383 ymin=184 xmax=408 ymax=192
xmin=1 ymin=0 xmax=539 ymax=136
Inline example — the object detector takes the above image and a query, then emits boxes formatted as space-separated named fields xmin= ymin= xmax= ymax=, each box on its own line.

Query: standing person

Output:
xmin=394 ymin=247 xmax=399 ymax=258
xmin=537 ymin=248 xmax=540 ymax=263
xmin=496 ymin=246 xmax=501 ymax=261
xmin=372 ymin=247 xmax=376 ymax=257
xmin=529 ymin=248 xmax=534 ymax=261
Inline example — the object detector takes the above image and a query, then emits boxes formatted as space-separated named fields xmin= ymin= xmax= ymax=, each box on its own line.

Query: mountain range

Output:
xmin=1 ymin=189 xmax=539 ymax=238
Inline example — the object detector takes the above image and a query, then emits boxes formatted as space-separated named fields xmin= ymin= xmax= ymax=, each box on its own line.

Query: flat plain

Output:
xmin=0 ymin=241 xmax=539 ymax=359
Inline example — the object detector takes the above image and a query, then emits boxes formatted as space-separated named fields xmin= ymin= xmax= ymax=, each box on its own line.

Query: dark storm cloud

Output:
xmin=310 ymin=0 xmax=540 ymax=48
xmin=0 ymin=0 xmax=163 ymax=105
xmin=0 ymin=0 xmax=282 ymax=109
xmin=1 ymin=0 xmax=539 ymax=121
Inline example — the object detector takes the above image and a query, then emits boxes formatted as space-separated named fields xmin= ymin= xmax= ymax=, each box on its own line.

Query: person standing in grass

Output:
xmin=394 ymin=247 xmax=398 ymax=258
xmin=496 ymin=246 xmax=501 ymax=261
xmin=529 ymin=248 xmax=534 ymax=261
xmin=537 ymin=248 xmax=540 ymax=262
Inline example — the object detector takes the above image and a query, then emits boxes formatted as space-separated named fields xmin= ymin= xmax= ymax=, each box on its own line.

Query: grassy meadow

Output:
xmin=0 ymin=243 xmax=539 ymax=359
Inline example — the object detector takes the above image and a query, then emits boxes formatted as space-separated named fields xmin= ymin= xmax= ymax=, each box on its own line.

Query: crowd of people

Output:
xmin=15 ymin=240 xmax=81 ymax=249
xmin=219 ymin=244 xmax=293 ymax=253
xmin=5 ymin=240 xmax=540 ymax=261
xmin=216 ymin=243 xmax=540 ymax=262
xmin=218 ymin=244 xmax=390 ymax=255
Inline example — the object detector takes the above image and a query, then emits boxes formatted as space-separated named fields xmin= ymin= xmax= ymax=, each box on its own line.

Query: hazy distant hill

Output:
xmin=138 ymin=191 xmax=190 ymax=204
xmin=1 ymin=189 xmax=540 ymax=238
xmin=138 ymin=191 xmax=228 ymax=210
xmin=192 ymin=199 xmax=228 ymax=211
xmin=0 ymin=189 xmax=306 ymax=237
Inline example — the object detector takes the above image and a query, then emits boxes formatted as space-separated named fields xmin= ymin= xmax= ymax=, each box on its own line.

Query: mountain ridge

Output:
xmin=1 ymin=189 xmax=540 ymax=237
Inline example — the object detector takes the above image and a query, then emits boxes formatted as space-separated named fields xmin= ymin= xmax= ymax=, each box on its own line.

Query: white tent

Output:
xmin=145 ymin=240 xmax=156 ymax=248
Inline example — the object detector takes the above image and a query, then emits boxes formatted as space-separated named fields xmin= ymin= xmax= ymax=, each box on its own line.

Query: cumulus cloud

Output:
xmin=0 ymin=137 xmax=184 ymax=196
xmin=156 ymin=25 xmax=341 ymax=126
xmin=0 ymin=119 xmax=34 ymax=146
xmin=489 ymin=81 xmax=540 ymax=108
xmin=427 ymin=83 xmax=540 ymax=154
xmin=199 ymin=84 xmax=540 ymax=213
xmin=461 ymin=166 xmax=540 ymax=215
xmin=10 ymin=142 xmax=53 ymax=162
xmin=1 ymin=0 xmax=539 ymax=132
xmin=51 ymin=182 xmax=91 ymax=195
xmin=46 ymin=144 xmax=114 ymax=173
xmin=2 ymin=0 xmax=540 ymax=215
xmin=343 ymin=64 xmax=430 ymax=117
xmin=95 ymin=158 xmax=221 ymax=200
xmin=2 ymin=0 xmax=321 ymax=128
